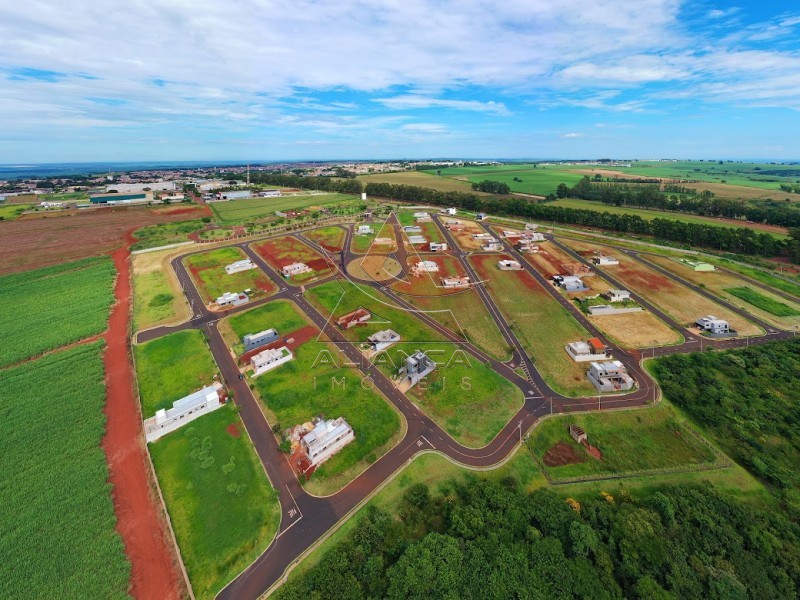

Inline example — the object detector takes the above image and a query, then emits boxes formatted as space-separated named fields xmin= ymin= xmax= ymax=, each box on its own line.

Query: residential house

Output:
xmin=498 ymin=259 xmax=522 ymax=271
xmin=444 ymin=207 xmax=457 ymax=216
xmin=337 ymin=308 xmax=371 ymax=329
xmin=476 ymin=212 xmax=487 ymax=220
xmin=681 ymin=259 xmax=715 ymax=272
xmin=593 ymin=255 xmax=619 ymax=266
xmin=401 ymin=351 xmax=436 ymax=387
xmin=429 ymin=242 xmax=449 ymax=252
xmin=366 ymin=329 xmax=401 ymax=352
xmin=143 ymin=383 xmax=223 ymax=443
xmin=301 ymin=417 xmax=355 ymax=466
xmin=216 ymin=291 xmax=249 ymax=307
xmin=441 ymin=276 xmax=471 ymax=288
xmin=251 ymin=346 xmax=293 ymax=377
xmin=695 ymin=315 xmax=735 ymax=337
xmin=224 ymin=259 xmax=256 ymax=275
xmin=356 ymin=224 xmax=373 ymax=235
xmin=243 ymin=328 xmax=279 ymax=351
xmin=483 ymin=241 xmax=503 ymax=251
xmin=403 ymin=225 xmax=422 ymax=233
xmin=282 ymin=262 xmax=312 ymax=277
xmin=587 ymin=360 xmax=635 ymax=392
xmin=565 ymin=338 xmax=611 ymax=362
xmin=553 ymin=275 xmax=588 ymax=292
xmin=408 ymin=235 xmax=427 ymax=245
xmin=604 ymin=289 xmax=631 ymax=302
xmin=414 ymin=260 xmax=439 ymax=273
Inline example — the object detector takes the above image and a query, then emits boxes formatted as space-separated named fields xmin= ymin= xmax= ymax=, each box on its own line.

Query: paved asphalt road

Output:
xmin=134 ymin=212 xmax=796 ymax=599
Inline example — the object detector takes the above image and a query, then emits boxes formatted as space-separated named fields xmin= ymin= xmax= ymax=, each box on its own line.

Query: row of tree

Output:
xmin=277 ymin=476 xmax=800 ymax=599
xmin=245 ymin=172 xmax=364 ymax=194
xmin=558 ymin=176 xmax=800 ymax=228
xmin=471 ymin=180 xmax=511 ymax=194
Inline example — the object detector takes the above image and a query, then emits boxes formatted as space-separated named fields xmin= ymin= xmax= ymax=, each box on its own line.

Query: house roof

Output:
xmin=588 ymin=338 xmax=605 ymax=351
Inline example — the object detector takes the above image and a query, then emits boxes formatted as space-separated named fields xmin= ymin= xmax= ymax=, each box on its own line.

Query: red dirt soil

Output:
xmin=543 ymin=442 xmax=586 ymax=467
xmin=226 ymin=423 xmax=242 ymax=438
xmin=101 ymin=231 xmax=184 ymax=599
xmin=0 ymin=205 xmax=207 ymax=275
xmin=238 ymin=325 xmax=319 ymax=366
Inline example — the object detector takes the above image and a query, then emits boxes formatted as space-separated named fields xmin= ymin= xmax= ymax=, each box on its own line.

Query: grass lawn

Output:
xmin=132 ymin=247 xmax=190 ymax=331
xmin=303 ymin=226 xmax=346 ymax=252
xmin=252 ymin=339 xmax=401 ymax=495
xmin=528 ymin=403 xmax=720 ymax=481
xmin=251 ymin=235 xmax=334 ymax=285
xmin=707 ymin=258 xmax=800 ymax=298
xmin=220 ymin=299 xmax=309 ymax=354
xmin=725 ymin=286 xmax=800 ymax=317
xmin=198 ymin=228 xmax=234 ymax=240
xmin=131 ymin=219 xmax=207 ymax=251
xmin=350 ymin=219 xmax=397 ymax=253
xmin=397 ymin=210 xmax=444 ymax=244
xmin=185 ymin=246 xmax=277 ymax=302
xmin=0 ymin=256 xmax=115 ymax=368
xmin=150 ymin=406 xmax=279 ymax=599
xmin=0 ymin=342 xmax=130 ymax=598
xmin=562 ymin=238 xmax=763 ymax=336
xmin=211 ymin=193 xmax=355 ymax=224
xmin=469 ymin=253 xmax=596 ymax=396
xmin=306 ymin=280 xmax=523 ymax=446
xmin=134 ymin=329 xmax=219 ymax=418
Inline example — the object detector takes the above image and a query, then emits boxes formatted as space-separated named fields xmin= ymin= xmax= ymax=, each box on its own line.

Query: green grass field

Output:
xmin=221 ymin=299 xmax=308 ymax=354
xmin=724 ymin=286 xmax=800 ymax=316
xmin=132 ymin=248 xmax=188 ymax=331
xmin=350 ymin=220 xmax=396 ymax=253
xmin=397 ymin=210 xmax=444 ymax=244
xmin=0 ymin=256 xmax=116 ymax=368
xmin=303 ymin=226 xmax=346 ymax=251
xmin=528 ymin=403 xmax=719 ymax=481
xmin=252 ymin=338 xmax=401 ymax=495
xmin=550 ymin=198 xmax=788 ymax=238
xmin=134 ymin=329 xmax=219 ymax=418
xmin=306 ymin=280 xmax=523 ymax=446
xmin=198 ymin=228 xmax=234 ymax=240
xmin=0 ymin=203 xmax=32 ymax=219
xmin=623 ymin=160 xmax=800 ymax=192
xmin=185 ymin=246 xmax=277 ymax=302
xmin=0 ymin=342 xmax=130 ymax=598
xmin=709 ymin=259 xmax=800 ymax=298
xmin=150 ymin=406 xmax=279 ymax=599
xmin=131 ymin=219 xmax=207 ymax=251
xmin=425 ymin=164 xmax=585 ymax=196
xmin=469 ymin=254 xmax=596 ymax=396
xmin=358 ymin=170 xmax=480 ymax=194
xmin=210 ymin=193 xmax=355 ymax=224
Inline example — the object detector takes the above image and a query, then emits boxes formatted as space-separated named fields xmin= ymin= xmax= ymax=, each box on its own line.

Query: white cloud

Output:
xmin=561 ymin=132 xmax=584 ymax=138
xmin=402 ymin=123 xmax=448 ymax=133
xmin=375 ymin=95 xmax=511 ymax=116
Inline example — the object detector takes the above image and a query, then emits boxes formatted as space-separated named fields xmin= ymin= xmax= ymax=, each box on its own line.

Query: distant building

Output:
xmin=441 ymin=276 xmax=471 ymax=288
xmin=525 ymin=223 xmax=539 ymax=230
xmin=243 ymin=328 xmax=279 ymax=352
xmin=414 ymin=260 xmax=439 ymax=273
xmin=401 ymin=351 xmax=436 ymax=387
xmin=216 ymin=291 xmax=249 ymax=307
xmin=593 ymin=255 xmax=619 ymax=266
xmin=681 ymin=259 xmax=715 ymax=272
xmin=565 ymin=338 xmax=610 ymax=362
xmin=337 ymin=308 xmax=371 ymax=329
xmin=501 ymin=230 xmax=522 ymax=239
xmin=413 ymin=211 xmax=430 ymax=220
xmin=215 ymin=189 xmax=251 ymax=201
xmin=476 ymin=212 xmax=487 ymax=221
xmin=483 ymin=241 xmax=503 ymax=252
xmin=89 ymin=192 xmax=149 ymax=204
xmin=224 ymin=259 xmax=256 ymax=275
xmin=444 ymin=220 xmax=464 ymax=231
xmin=587 ymin=360 xmax=634 ymax=392
xmin=251 ymin=346 xmax=293 ymax=377
xmin=498 ymin=259 xmax=522 ymax=271
xmin=444 ymin=207 xmax=457 ymax=216
xmin=282 ymin=262 xmax=312 ymax=277
xmin=695 ymin=315 xmax=735 ymax=337
xmin=106 ymin=181 xmax=175 ymax=193
xmin=143 ymin=383 xmax=223 ymax=443
xmin=403 ymin=225 xmax=422 ymax=233
xmin=259 ymin=189 xmax=282 ymax=197
xmin=524 ymin=231 xmax=546 ymax=242
xmin=604 ymin=289 xmax=631 ymax=302
xmin=429 ymin=242 xmax=449 ymax=252
xmin=301 ymin=417 xmax=355 ymax=466
xmin=356 ymin=225 xmax=373 ymax=235
xmin=366 ymin=329 xmax=401 ymax=352
xmin=408 ymin=235 xmax=427 ymax=245
xmin=553 ymin=275 xmax=588 ymax=292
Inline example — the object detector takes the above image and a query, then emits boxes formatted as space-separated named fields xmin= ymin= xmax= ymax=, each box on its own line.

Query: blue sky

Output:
xmin=1 ymin=0 xmax=800 ymax=163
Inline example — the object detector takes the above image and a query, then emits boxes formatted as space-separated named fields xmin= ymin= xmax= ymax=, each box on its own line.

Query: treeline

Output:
xmin=277 ymin=478 xmax=800 ymax=599
xmin=560 ymin=176 xmax=800 ymax=228
xmin=651 ymin=339 xmax=800 ymax=517
xmin=243 ymin=172 xmax=363 ymax=194
xmin=362 ymin=180 xmax=792 ymax=257
xmin=780 ymin=183 xmax=800 ymax=194
xmin=471 ymin=180 xmax=511 ymax=194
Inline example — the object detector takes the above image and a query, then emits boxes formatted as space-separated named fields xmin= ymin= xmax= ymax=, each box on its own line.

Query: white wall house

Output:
xmin=604 ymin=289 xmax=631 ymax=302
xmin=366 ymin=329 xmax=401 ymax=352
xmin=282 ymin=262 xmax=312 ymax=277
xmin=565 ymin=338 xmax=610 ymax=362
xmin=243 ymin=328 xmax=279 ymax=351
xmin=356 ymin=225 xmax=373 ymax=235
xmin=593 ymin=255 xmax=619 ymax=266
xmin=144 ymin=383 xmax=223 ymax=443
xmin=587 ymin=361 xmax=634 ymax=392
xmin=251 ymin=346 xmax=293 ymax=377
xmin=216 ymin=291 xmax=249 ymax=307
xmin=415 ymin=260 xmax=439 ymax=272
xmin=301 ymin=417 xmax=355 ymax=466
xmin=498 ymin=259 xmax=522 ymax=271
xmin=224 ymin=259 xmax=256 ymax=275
xmin=429 ymin=242 xmax=448 ymax=252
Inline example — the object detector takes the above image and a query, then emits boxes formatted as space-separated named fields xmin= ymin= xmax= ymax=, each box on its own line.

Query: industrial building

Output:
xmin=215 ymin=189 xmax=251 ymax=201
xmin=106 ymin=181 xmax=176 ymax=193
xmin=143 ymin=383 xmax=223 ymax=443
xmin=89 ymin=192 xmax=150 ymax=204
xmin=243 ymin=328 xmax=279 ymax=352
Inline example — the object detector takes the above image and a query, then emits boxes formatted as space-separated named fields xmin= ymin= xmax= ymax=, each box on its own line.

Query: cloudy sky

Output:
xmin=2 ymin=0 xmax=800 ymax=162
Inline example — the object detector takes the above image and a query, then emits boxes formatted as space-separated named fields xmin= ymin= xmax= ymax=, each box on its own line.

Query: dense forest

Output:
xmin=557 ymin=176 xmax=800 ymax=229
xmin=651 ymin=339 xmax=800 ymax=517
xmin=277 ymin=478 xmax=800 ymax=599
xmin=243 ymin=172 xmax=799 ymax=260
xmin=472 ymin=180 xmax=511 ymax=194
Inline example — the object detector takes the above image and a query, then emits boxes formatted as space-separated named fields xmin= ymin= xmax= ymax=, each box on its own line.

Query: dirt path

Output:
xmin=101 ymin=231 xmax=185 ymax=599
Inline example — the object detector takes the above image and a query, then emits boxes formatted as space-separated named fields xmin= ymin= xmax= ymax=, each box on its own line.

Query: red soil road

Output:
xmin=102 ymin=231 xmax=185 ymax=600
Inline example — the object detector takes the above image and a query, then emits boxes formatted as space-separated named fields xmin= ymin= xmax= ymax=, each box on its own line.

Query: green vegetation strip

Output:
xmin=724 ymin=286 xmax=800 ymax=316
xmin=0 ymin=256 xmax=116 ymax=368
xmin=131 ymin=219 xmax=207 ymax=251
xmin=0 ymin=342 xmax=130 ymax=598
xmin=210 ymin=193 xmax=355 ymax=223
xmin=134 ymin=329 xmax=218 ymax=418
xmin=150 ymin=406 xmax=279 ymax=599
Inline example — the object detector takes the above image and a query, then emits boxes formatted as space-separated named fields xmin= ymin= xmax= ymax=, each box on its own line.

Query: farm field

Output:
xmin=306 ymin=280 xmax=523 ymax=446
xmin=550 ymin=198 xmax=788 ymax=237
xmin=251 ymin=336 xmax=401 ymax=495
xmin=590 ymin=311 xmax=683 ymax=348
xmin=345 ymin=255 xmax=403 ymax=282
xmin=646 ymin=255 xmax=800 ymax=329
xmin=392 ymin=255 xmax=468 ymax=296
xmin=150 ymin=406 xmax=279 ymax=599
xmin=0 ymin=256 xmax=116 ymax=367
xmin=708 ymin=258 xmax=800 ymax=298
xmin=132 ymin=219 xmax=207 ymax=250
xmin=425 ymin=163 xmax=585 ymax=196
xmin=350 ymin=219 xmax=398 ymax=253
xmin=0 ymin=342 xmax=130 ymax=598
xmin=562 ymin=239 xmax=763 ymax=336
xmin=529 ymin=402 xmax=719 ymax=481
xmin=134 ymin=329 xmax=219 ymax=418
xmin=302 ymin=225 xmax=346 ymax=252
xmin=0 ymin=204 xmax=207 ymax=273
xmin=219 ymin=299 xmax=309 ymax=354
xmin=252 ymin=235 xmax=334 ymax=284
xmin=132 ymin=246 xmax=190 ymax=331
xmin=210 ymin=193 xmax=355 ymax=224
xmin=357 ymin=170 xmax=483 ymax=194
xmin=469 ymin=253 xmax=596 ymax=396
xmin=186 ymin=246 xmax=277 ymax=302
